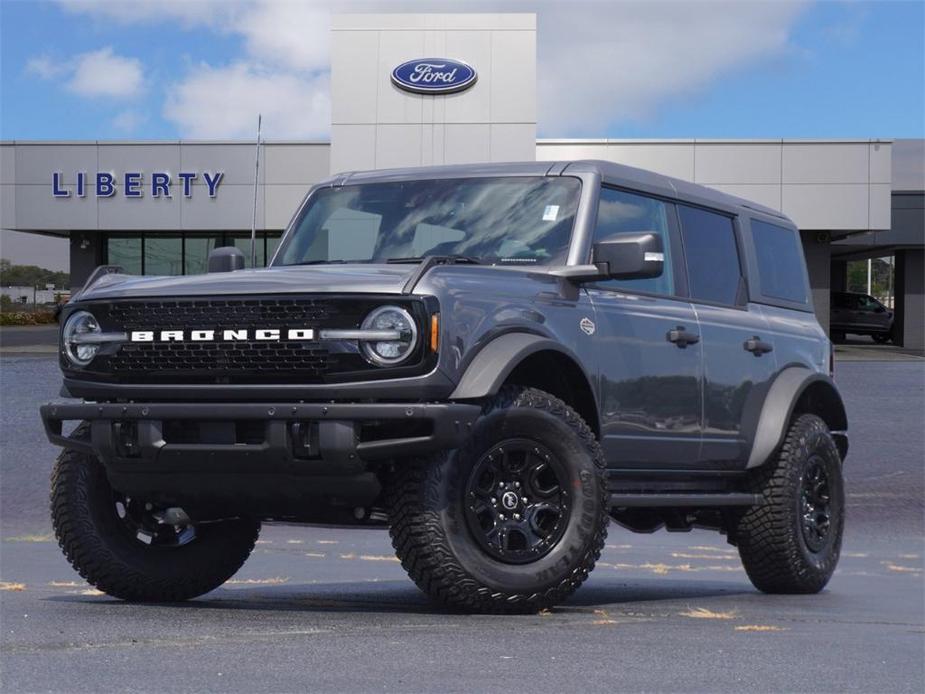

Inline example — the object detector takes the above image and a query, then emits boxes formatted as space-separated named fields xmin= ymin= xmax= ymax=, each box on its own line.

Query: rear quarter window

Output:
xmin=751 ymin=219 xmax=809 ymax=304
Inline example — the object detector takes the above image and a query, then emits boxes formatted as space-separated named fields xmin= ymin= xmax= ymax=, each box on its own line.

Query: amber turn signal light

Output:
xmin=430 ymin=314 xmax=440 ymax=352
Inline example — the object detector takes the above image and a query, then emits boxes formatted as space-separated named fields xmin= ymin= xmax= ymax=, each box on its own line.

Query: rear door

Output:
xmin=676 ymin=204 xmax=776 ymax=468
xmin=857 ymin=294 xmax=892 ymax=332
xmin=587 ymin=187 xmax=702 ymax=468
xmin=830 ymin=292 xmax=855 ymax=332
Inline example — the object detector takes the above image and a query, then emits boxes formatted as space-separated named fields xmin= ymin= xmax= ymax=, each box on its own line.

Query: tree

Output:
xmin=0 ymin=258 xmax=69 ymax=289
xmin=846 ymin=257 xmax=893 ymax=302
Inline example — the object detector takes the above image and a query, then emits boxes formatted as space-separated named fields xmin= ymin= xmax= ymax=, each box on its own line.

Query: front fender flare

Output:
xmin=746 ymin=367 xmax=848 ymax=469
xmin=449 ymin=332 xmax=584 ymax=400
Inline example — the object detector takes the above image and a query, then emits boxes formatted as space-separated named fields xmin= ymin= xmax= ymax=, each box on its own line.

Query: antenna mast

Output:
xmin=250 ymin=114 xmax=262 ymax=268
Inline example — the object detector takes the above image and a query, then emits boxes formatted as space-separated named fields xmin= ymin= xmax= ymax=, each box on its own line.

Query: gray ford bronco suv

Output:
xmin=42 ymin=160 xmax=847 ymax=613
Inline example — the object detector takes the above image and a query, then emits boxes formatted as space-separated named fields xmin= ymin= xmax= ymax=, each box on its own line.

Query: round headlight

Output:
xmin=63 ymin=310 xmax=101 ymax=366
xmin=360 ymin=305 xmax=418 ymax=366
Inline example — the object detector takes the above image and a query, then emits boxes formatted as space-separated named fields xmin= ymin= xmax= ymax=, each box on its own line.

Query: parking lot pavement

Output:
xmin=2 ymin=525 xmax=922 ymax=693
xmin=1 ymin=355 xmax=923 ymax=692
xmin=0 ymin=325 xmax=58 ymax=353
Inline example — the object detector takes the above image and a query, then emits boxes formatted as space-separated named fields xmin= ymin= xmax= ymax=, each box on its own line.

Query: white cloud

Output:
xmin=112 ymin=109 xmax=147 ymax=134
xmin=66 ymin=47 xmax=144 ymax=98
xmin=163 ymin=62 xmax=330 ymax=139
xmin=232 ymin=1 xmax=330 ymax=73
xmin=535 ymin=1 xmax=809 ymax=134
xmin=27 ymin=46 xmax=144 ymax=99
xmin=54 ymin=0 xmax=810 ymax=137
xmin=25 ymin=54 xmax=67 ymax=79
xmin=55 ymin=0 xmax=244 ymax=27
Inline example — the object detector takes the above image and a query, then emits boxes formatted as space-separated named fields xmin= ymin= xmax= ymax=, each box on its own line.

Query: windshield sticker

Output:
xmin=542 ymin=205 xmax=560 ymax=222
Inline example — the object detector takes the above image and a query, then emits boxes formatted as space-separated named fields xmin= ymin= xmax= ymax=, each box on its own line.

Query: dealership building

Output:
xmin=1 ymin=13 xmax=922 ymax=348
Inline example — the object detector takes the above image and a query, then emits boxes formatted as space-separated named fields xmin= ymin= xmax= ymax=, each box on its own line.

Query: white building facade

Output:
xmin=0 ymin=13 xmax=921 ymax=347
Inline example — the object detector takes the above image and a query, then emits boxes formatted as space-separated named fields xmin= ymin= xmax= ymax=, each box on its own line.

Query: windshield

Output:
xmin=273 ymin=176 xmax=581 ymax=266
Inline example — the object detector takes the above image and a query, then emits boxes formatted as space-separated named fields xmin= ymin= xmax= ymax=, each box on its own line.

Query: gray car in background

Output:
xmin=41 ymin=160 xmax=848 ymax=613
xmin=831 ymin=291 xmax=895 ymax=343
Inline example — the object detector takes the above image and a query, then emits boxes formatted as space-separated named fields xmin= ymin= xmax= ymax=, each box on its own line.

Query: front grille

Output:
xmin=110 ymin=340 xmax=333 ymax=376
xmin=76 ymin=296 xmax=425 ymax=385
xmin=105 ymin=298 xmax=335 ymax=330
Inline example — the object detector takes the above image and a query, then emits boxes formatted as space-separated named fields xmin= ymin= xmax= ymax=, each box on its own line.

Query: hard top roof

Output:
xmin=320 ymin=159 xmax=788 ymax=223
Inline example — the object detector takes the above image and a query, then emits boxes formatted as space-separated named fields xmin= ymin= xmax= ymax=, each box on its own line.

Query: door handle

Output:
xmin=666 ymin=326 xmax=700 ymax=348
xmin=744 ymin=336 xmax=774 ymax=356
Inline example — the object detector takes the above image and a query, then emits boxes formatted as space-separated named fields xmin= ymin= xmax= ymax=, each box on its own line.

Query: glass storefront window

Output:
xmin=267 ymin=232 xmax=282 ymax=264
xmin=106 ymin=235 xmax=142 ymax=275
xmin=104 ymin=232 xmax=278 ymax=276
xmin=230 ymin=234 xmax=266 ymax=269
xmin=144 ymin=235 xmax=183 ymax=276
xmin=184 ymin=234 xmax=221 ymax=275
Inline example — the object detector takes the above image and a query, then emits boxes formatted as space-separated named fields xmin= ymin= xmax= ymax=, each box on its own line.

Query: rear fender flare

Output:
xmin=746 ymin=367 xmax=848 ymax=469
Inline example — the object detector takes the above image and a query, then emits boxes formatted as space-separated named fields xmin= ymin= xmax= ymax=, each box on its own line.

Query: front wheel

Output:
xmin=872 ymin=332 xmax=892 ymax=344
xmin=734 ymin=414 xmax=845 ymax=594
xmin=51 ymin=424 xmax=260 ymax=602
xmin=386 ymin=387 xmax=608 ymax=613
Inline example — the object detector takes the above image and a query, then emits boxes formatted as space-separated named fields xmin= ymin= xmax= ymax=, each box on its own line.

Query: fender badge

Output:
xmin=579 ymin=317 xmax=596 ymax=336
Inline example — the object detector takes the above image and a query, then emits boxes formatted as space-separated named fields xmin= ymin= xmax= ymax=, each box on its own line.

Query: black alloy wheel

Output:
xmin=113 ymin=494 xmax=197 ymax=548
xmin=799 ymin=457 xmax=832 ymax=553
xmin=463 ymin=439 xmax=571 ymax=564
xmin=51 ymin=423 xmax=260 ymax=602
xmin=386 ymin=386 xmax=609 ymax=613
xmin=734 ymin=413 xmax=844 ymax=594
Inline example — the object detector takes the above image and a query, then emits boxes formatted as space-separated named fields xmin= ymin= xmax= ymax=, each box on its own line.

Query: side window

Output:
xmin=750 ymin=219 xmax=809 ymax=304
xmin=678 ymin=205 xmax=742 ymax=305
xmin=593 ymin=188 xmax=674 ymax=296
xmin=858 ymin=295 xmax=882 ymax=311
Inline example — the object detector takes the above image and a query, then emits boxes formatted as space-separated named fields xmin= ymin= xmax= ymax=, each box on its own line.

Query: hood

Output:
xmin=75 ymin=264 xmax=416 ymax=302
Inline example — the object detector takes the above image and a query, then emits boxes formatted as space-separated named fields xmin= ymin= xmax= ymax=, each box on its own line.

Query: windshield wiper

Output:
xmin=290 ymin=259 xmax=358 ymax=266
xmin=386 ymin=254 xmax=481 ymax=265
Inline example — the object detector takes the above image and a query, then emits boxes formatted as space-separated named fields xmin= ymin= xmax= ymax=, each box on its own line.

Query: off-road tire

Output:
xmin=734 ymin=413 xmax=844 ymax=594
xmin=386 ymin=386 xmax=608 ymax=613
xmin=51 ymin=423 xmax=261 ymax=602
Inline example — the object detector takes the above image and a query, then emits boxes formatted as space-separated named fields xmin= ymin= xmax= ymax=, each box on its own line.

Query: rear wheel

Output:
xmin=386 ymin=387 xmax=608 ymax=613
xmin=51 ymin=424 xmax=260 ymax=602
xmin=734 ymin=414 xmax=844 ymax=593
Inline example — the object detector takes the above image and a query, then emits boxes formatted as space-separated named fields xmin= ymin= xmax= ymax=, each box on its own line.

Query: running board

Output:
xmin=608 ymin=493 xmax=761 ymax=508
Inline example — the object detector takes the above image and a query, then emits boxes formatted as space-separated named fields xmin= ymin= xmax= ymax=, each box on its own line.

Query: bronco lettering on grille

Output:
xmin=129 ymin=329 xmax=315 ymax=342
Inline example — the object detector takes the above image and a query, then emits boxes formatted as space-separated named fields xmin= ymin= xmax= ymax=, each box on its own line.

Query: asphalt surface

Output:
xmin=0 ymin=325 xmax=59 ymax=350
xmin=1 ymin=355 xmax=923 ymax=693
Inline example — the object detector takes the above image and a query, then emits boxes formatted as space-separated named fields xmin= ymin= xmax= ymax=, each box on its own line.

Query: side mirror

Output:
xmin=592 ymin=232 xmax=664 ymax=280
xmin=208 ymin=246 xmax=246 ymax=273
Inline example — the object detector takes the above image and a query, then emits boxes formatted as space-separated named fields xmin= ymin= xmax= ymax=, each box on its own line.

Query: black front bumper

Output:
xmin=41 ymin=400 xmax=480 ymax=466
xmin=40 ymin=400 xmax=481 ymax=514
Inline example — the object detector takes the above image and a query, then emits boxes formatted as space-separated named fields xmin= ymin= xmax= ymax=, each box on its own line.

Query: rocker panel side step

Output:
xmin=608 ymin=493 xmax=761 ymax=508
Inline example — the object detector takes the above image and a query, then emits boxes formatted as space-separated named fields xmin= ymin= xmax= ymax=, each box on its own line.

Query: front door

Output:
xmin=676 ymin=204 xmax=776 ymax=468
xmin=588 ymin=187 xmax=702 ymax=468
xmin=856 ymin=294 xmax=892 ymax=333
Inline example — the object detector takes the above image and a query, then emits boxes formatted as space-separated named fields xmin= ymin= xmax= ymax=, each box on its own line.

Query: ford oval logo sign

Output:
xmin=391 ymin=58 xmax=477 ymax=95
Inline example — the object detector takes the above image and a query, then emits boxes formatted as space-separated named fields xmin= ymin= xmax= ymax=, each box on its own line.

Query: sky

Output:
xmin=0 ymin=0 xmax=923 ymax=270
xmin=1 ymin=0 xmax=923 ymax=141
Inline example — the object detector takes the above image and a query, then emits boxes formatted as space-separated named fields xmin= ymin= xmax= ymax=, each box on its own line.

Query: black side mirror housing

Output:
xmin=592 ymin=232 xmax=664 ymax=280
xmin=208 ymin=246 xmax=246 ymax=273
